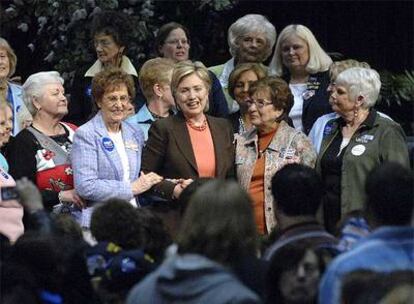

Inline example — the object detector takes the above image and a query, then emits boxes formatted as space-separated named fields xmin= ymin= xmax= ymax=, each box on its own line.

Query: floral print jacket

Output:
xmin=235 ymin=121 xmax=317 ymax=233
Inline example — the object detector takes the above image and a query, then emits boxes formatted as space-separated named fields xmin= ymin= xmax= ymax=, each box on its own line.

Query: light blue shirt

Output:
xmin=127 ymin=104 xmax=154 ymax=142
xmin=319 ymin=226 xmax=414 ymax=304
xmin=0 ymin=153 xmax=8 ymax=172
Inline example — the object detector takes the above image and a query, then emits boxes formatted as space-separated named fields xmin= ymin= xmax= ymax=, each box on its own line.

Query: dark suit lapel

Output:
xmin=171 ymin=116 xmax=198 ymax=173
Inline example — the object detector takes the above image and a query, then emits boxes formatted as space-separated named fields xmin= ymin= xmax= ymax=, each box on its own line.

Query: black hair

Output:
xmin=91 ymin=10 xmax=131 ymax=49
xmin=365 ymin=162 xmax=413 ymax=226
xmin=90 ymin=198 xmax=145 ymax=250
xmin=154 ymin=22 xmax=191 ymax=57
xmin=271 ymin=164 xmax=323 ymax=217
xmin=265 ymin=241 xmax=328 ymax=304
xmin=177 ymin=177 xmax=212 ymax=216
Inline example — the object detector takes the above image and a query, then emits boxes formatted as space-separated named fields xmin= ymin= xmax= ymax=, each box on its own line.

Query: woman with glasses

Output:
xmin=7 ymin=71 xmax=81 ymax=211
xmin=153 ymin=22 xmax=229 ymax=118
xmin=67 ymin=11 xmax=139 ymax=126
xmin=236 ymin=76 xmax=316 ymax=234
xmin=71 ymin=68 xmax=162 ymax=228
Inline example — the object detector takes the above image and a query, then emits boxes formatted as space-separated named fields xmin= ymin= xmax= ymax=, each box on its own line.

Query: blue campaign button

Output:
xmin=323 ymin=124 xmax=333 ymax=136
xmin=102 ymin=137 xmax=114 ymax=152
xmin=85 ymin=85 xmax=92 ymax=97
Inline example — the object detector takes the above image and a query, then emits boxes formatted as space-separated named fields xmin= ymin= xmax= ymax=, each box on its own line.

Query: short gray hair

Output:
xmin=269 ymin=24 xmax=332 ymax=76
xmin=335 ymin=67 xmax=381 ymax=109
xmin=22 ymin=71 xmax=64 ymax=116
xmin=228 ymin=14 xmax=276 ymax=60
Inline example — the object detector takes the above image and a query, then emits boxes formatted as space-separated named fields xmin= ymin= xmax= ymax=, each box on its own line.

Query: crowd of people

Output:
xmin=0 ymin=10 xmax=413 ymax=304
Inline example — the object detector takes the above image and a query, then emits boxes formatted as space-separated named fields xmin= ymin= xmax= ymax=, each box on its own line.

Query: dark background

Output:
xmin=2 ymin=0 xmax=413 ymax=75
xmin=197 ymin=0 xmax=414 ymax=72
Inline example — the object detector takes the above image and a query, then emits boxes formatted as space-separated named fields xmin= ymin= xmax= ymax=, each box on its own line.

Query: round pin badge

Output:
xmin=351 ymin=144 xmax=366 ymax=156
xmin=102 ymin=137 xmax=115 ymax=152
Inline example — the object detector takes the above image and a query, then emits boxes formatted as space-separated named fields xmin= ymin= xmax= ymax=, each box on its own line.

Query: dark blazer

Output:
xmin=141 ymin=113 xmax=235 ymax=200
xmin=283 ymin=70 xmax=332 ymax=135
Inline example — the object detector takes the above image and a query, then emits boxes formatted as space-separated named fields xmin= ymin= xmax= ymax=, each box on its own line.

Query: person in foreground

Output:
xmin=126 ymin=180 xmax=262 ymax=304
xmin=7 ymin=71 xmax=81 ymax=211
xmin=236 ymin=77 xmax=316 ymax=234
xmin=264 ymin=164 xmax=337 ymax=261
xmin=319 ymin=162 xmax=414 ymax=304
xmin=316 ymin=67 xmax=410 ymax=233
xmin=71 ymin=68 xmax=162 ymax=227
xmin=265 ymin=241 xmax=331 ymax=304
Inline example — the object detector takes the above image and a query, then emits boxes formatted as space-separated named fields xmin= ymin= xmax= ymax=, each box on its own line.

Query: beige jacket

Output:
xmin=235 ymin=121 xmax=317 ymax=233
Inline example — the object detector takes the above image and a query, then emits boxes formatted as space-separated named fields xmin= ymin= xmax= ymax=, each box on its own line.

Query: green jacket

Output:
xmin=316 ymin=110 xmax=410 ymax=218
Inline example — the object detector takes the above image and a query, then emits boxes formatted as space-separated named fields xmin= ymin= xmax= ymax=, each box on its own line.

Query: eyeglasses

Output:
xmin=104 ymin=95 xmax=130 ymax=105
xmin=246 ymin=99 xmax=273 ymax=109
xmin=94 ymin=39 xmax=114 ymax=48
xmin=165 ymin=39 xmax=189 ymax=46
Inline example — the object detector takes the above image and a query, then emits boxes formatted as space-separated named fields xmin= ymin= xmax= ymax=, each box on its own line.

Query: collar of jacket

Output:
xmin=335 ymin=109 xmax=377 ymax=130
xmin=84 ymin=56 xmax=138 ymax=77
xmin=242 ymin=120 xmax=289 ymax=149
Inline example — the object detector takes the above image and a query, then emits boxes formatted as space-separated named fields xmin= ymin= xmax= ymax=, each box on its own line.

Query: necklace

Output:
xmin=149 ymin=109 xmax=168 ymax=120
xmin=186 ymin=118 xmax=207 ymax=132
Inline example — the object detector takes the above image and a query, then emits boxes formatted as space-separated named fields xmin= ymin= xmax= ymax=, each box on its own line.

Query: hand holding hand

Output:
xmin=172 ymin=178 xmax=193 ymax=199
xmin=131 ymin=171 xmax=163 ymax=195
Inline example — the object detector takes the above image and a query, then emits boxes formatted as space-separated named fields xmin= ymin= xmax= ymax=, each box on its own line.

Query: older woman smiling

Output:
xmin=71 ymin=68 xmax=162 ymax=227
xmin=236 ymin=77 xmax=316 ymax=234
xmin=209 ymin=14 xmax=276 ymax=113
xmin=7 ymin=71 xmax=81 ymax=211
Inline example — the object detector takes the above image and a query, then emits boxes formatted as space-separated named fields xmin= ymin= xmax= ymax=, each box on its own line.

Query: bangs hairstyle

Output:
xmin=228 ymin=14 xmax=276 ymax=60
xmin=92 ymin=68 xmax=136 ymax=106
xmin=329 ymin=59 xmax=370 ymax=82
xmin=335 ymin=67 xmax=381 ymax=109
xmin=177 ymin=180 xmax=258 ymax=267
xmin=249 ymin=76 xmax=293 ymax=122
xmin=91 ymin=11 xmax=131 ymax=49
xmin=0 ymin=37 xmax=17 ymax=78
xmin=139 ymin=57 xmax=175 ymax=101
xmin=269 ymin=24 xmax=332 ymax=77
xmin=171 ymin=61 xmax=211 ymax=112
xmin=228 ymin=63 xmax=267 ymax=100
xmin=154 ymin=22 xmax=191 ymax=57
xmin=22 ymin=71 xmax=64 ymax=116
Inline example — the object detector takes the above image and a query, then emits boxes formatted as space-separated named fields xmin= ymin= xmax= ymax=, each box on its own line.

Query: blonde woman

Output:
xmin=269 ymin=24 xmax=333 ymax=134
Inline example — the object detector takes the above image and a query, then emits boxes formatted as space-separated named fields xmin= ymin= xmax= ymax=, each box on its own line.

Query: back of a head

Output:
xmin=178 ymin=177 xmax=212 ymax=216
xmin=177 ymin=179 xmax=258 ymax=266
xmin=329 ymin=59 xmax=371 ymax=81
xmin=90 ymin=198 xmax=145 ymax=249
xmin=271 ymin=164 xmax=323 ymax=217
xmin=138 ymin=57 xmax=175 ymax=101
xmin=365 ymin=162 xmax=413 ymax=227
